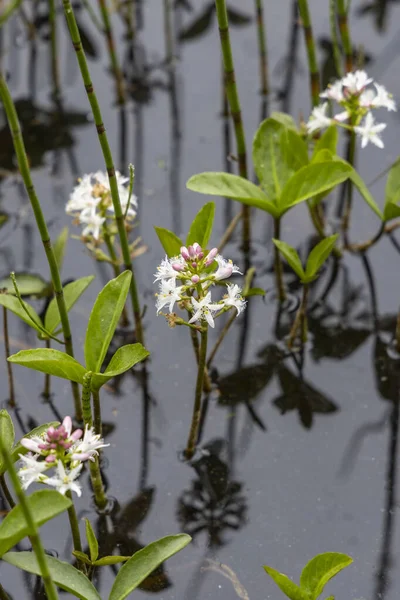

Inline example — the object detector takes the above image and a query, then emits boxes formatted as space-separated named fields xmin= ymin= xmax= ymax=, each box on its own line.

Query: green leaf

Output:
xmin=270 ymin=112 xmax=298 ymax=131
xmin=187 ymin=172 xmax=278 ymax=217
xmin=154 ymin=227 xmax=183 ymax=258
xmin=109 ymin=534 xmax=191 ymax=600
xmin=264 ymin=566 xmax=309 ymax=600
xmin=3 ymin=551 xmax=101 ymax=600
xmin=91 ymin=343 xmax=150 ymax=391
xmin=0 ymin=410 xmax=15 ymax=475
xmin=283 ymin=129 xmax=309 ymax=171
xmin=272 ymin=239 xmax=305 ymax=280
xmin=11 ymin=422 xmax=59 ymax=464
xmin=53 ymin=227 xmax=69 ymax=271
xmin=384 ymin=158 xmax=400 ymax=221
xmin=186 ymin=202 xmax=215 ymax=248
xmin=93 ymin=555 xmax=130 ymax=566
xmin=84 ymin=270 xmax=132 ymax=373
xmin=0 ymin=273 xmax=49 ymax=298
xmin=300 ymin=552 xmax=353 ymax=600
xmin=312 ymin=127 xmax=338 ymax=159
xmin=85 ymin=518 xmax=99 ymax=563
xmin=243 ymin=287 xmax=265 ymax=298
xmin=348 ymin=168 xmax=383 ymax=220
xmin=278 ymin=162 xmax=352 ymax=214
xmin=304 ymin=235 xmax=339 ymax=282
xmin=0 ymin=294 xmax=43 ymax=333
xmin=253 ymin=119 xmax=295 ymax=201
xmin=44 ymin=275 xmax=95 ymax=333
xmin=8 ymin=349 xmax=86 ymax=383
xmin=72 ymin=551 xmax=92 ymax=566
xmin=0 ymin=491 xmax=71 ymax=557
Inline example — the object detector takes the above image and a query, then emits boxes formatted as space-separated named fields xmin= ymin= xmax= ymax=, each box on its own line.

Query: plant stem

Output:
xmin=215 ymin=0 xmax=250 ymax=253
xmin=189 ymin=325 xmax=212 ymax=393
xmin=92 ymin=389 xmax=102 ymax=436
xmin=81 ymin=373 xmax=108 ymax=510
xmin=65 ymin=491 xmax=85 ymax=572
xmin=97 ymin=0 xmax=125 ymax=105
xmin=103 ymin=225 xmax=129 ymax=326
xmin=164 ymin=0 xmax=174 ymax=64
xmin=2 ymin=307 xmax=15 ymax=407
xmin=337 ymin=0 xmax=353 ymax=73
xmin=273 ymin=217 xmax=286 ymax=303
xmin=0 ymin=473 xmax=15 ymax=508
xmin=297 ymin=0 xmax=320 ymax=107
xmin=342 ymin=128 xmax=356 ymax=233
xmin=49 ymin=0 xmax=60 ymax=99
xmin=347 ymin=221 xmax=385 ymax=253
xmin=43 ymin=338 xmax=51 ymax=399
xmin=329 ymin=0 xmax=342 ymax=77
xmin=255 ymin=0 xmax=269 ymax=96
xmin=60 ymin=0 xmax=144 ymax=346
xmin=0 ymin=74 xmax=82 ymax=421
xmin=0 ymin=440 xmax=59 ymax=600
xmin=288 ymin=284 xmax=309 ymax=349
xmin=207 ymin=311 xmax=236 ymax=368
xmin=185 ymin=329 xmax=208 ymax=460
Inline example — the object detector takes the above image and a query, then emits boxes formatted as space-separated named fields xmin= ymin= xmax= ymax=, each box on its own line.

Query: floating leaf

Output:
xmin=85 ymin=519 xmax=99 ymax=563
xmin=300 ymin=552 xmax=353 ymax=600
xmin=304 ymin=235 xmax=339 ymax=282
xmin=3 ymin=551 xmax=101 ymax=600
xmin=0 ymin=294 xmax=43 ymax=333
xmin=84 ymin=271 xmax=132 ymax=373
xmin=154 ymin=227 xmax=183 ymax=258
xmin=0 ymin=491 xmax=71 ymax=557
xmin=91 ymin=343 xmax=150 ymax=391
xmin=8 ymin=349 xmax=86 ymax=383
xmin=109 ymin=534 xmax=191 ymax=600
xmin=11 ymin=422 xmax=59 ymax=464
xmin=186 ymin=202 xmax=215 ymax=248
xmin=263 ymin=566 xmax=308 ymax=600
xmin=0 ymin=410 xmax=15 ymax=475
xmin=272 ymin=240 xmax=305 ymax=280
xmin=0 ymin=273 xmax=49 ymax=297
xmin=44 ymin=275 xmax=95 ymax=333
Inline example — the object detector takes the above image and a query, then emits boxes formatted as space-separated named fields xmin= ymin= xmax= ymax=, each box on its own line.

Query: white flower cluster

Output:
xmin=154 ymin=243 xmax=246 ymax=328
xmin=18 ymin=417 xmax=108 ymax=497
xmin=66 ymin=171 xmax=137 ymax=240
xmin=307 ymin=70 xmax=396 ymax=148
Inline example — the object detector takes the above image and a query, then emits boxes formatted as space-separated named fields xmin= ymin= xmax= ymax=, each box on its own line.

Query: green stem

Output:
xmin=273 ymin=217 xmax=286 ymax=303
xmin=185 ymin=329 xmax=208 ymax=460
xmin=81 ymin=372 xmax=93 ymax=427
xmin=43 ymin=338 xmax=51 ymax=399
xmin=49 ymin=0 xmax=60 ymax=99
xmin=0 ymin=440 xmax=59 ymax=600
xmin=288 ymin=284 xmax=309 ymax=349
xmin=65 ymin=491 xmax=85 ymax=573
xmin=342 ymin=128 xmax=356 ymax=233
xmin=0 ymin=73 xmax=82 ymax=422
xmin=60 ymin=0 xmax=144 ymax=346
xmin=329 ymin=0 xmax=342 ymax=77
xmin=92 ymin=389 xmax=102 ymax=436
xmin=297 ymin=0 xmax=320 ymax=107
xmin=3 ymin=307 xmax=15 ymax=407
xmin=255 ymin=0 xmax=269 ymax=96
xmin=0 ymin=473 xmax=15 ymax=508
xmin=189 ymin=324 xmax=212 ymax=393
xmin=97 ymin=0 xmax=125 ymax=105
xmin=337 ymin=0 xmax=353 ymax=73
xmin=215 ymin=0 xmax=250 ymax=252
xmin=103 ymin=225 xmax=129 ymax=326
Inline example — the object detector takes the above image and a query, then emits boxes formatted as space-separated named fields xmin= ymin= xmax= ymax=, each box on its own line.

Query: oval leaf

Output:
xmin=272 ymin=239 xmax=305 ymax=280
xmin=187 ymin=172 xmax=278 ymax=216
xmin=0 ymin=490 xmax=71 ymax=557
xmin=2 ymin=551 xmax=101 ymax=600
xmin=44 ymin=275 xmax=95 ymax=333
xmin=91 ymin=343 xmax=150 ymax=391
xmin=93 ymin=555 xmax=130 ymax=566
xmin=186 ymin=202 xmax=215 ymax=248
xmin=154 ymin=227 xmax=183 ymax=258
xmin=264 ymin=566 xmax=309 ymax=600
xmin=0 ymin=410 xmax=15 ymax=475
xmin=109 ymin=534 xmax=191 ymax=600
xmin=84 ymin=270 xmax=132 ymax=373
xmin=0 ymin=273 xmax=49 ymax=297
xmin=0 ymin=294 xmax=43 ymax=333
xmin=278 ymin=162 xmax=352 ymax=214
xmin=8 ymin=349 xmax=86 ymax=383
xmin=311 ymin=126 xmax=338 ymax=158
xmin=300 ymin=552 xmax=353 ymax=600
xmin=11 ymin=422 xmax=59 ymax=464
xmin=270 ymin=112 xmax=298 ymax=131
xmin=304 ymin=235 xmax=339 ymax=282
xmin=85 ymin=518 xmax=99 ymax=563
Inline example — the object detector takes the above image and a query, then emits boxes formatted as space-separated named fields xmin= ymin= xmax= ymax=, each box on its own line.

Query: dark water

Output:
xmin=2 ymin=0 xmax=400 ymax=598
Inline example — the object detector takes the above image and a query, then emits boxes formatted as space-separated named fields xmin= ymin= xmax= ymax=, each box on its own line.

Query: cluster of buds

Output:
xmin=18 ymin=417 xmax=108 ymax=497
xmin=154 ymin=242 xmax=246 ymax=328
xmin=306 ymin=70 xmax=396 ymax=148
xmin=66 ymin=170 xmax=137 ymax=241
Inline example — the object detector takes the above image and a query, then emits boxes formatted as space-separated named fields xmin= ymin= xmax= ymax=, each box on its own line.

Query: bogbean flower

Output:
xmin=306 ymin=70 xmax=396 ymax=149
xmin=66 ymin=170 xmax=138 ymax=241
xmin=17 ymin=417 xmax=109 ymax=497
xmin=154 ymin=243 xmax=246 ymax=328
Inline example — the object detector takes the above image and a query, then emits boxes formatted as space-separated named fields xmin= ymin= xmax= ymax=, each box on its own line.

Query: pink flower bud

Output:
xmin=45 ymin=455 xmax=56 ymax=463
xmin=197 ymin=252 xmax=204 ymax=260
xmin=38 ymin=443 xmax=50 ymax=450
xmin=172 ymin=263 xmax=185 ymax=272
xmin=180 ymin=246 xmax=190 ymax=261
xmin=188 ymin=245 xmax=196 ymax=258
xmin=191 ymin=275 xmax=200 ymax=284
xmin=62 ymin=416 xmax=72 ymax=436
xmin=192 ymin=262 xmax=197 ymax=268
xmin=71 ymin=429 xmax=83 ymax=441
xmin=21 ymin=438 xmax=40 ymax=453
xmin=192 ymin=242 xmax=202 ymax=255
xmin=204 ymin=248 xmax=218 ymax=266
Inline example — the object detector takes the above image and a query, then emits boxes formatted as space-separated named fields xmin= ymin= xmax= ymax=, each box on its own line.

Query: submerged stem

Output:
xmin=273 ymin=217 xmax=286 ymax=303
xmin=297 ymin=0 xmax=320 ymax=107
xmin=0 ymin=73 xmax=82 ymax=421
xmin=185 ymin=329 xmax=208 ymax=460
xmin=288 ymin=284 xmax=309 ymax=349
xmin=3 ymin=307 xmax=15 ymax=407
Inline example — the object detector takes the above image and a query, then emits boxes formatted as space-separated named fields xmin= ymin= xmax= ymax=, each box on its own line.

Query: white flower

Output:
xmin=213 ymin=255 xmax=241 ymax=280
xmin=154 ymin=256 xmax=183 ymax=283
xmin=70 ymin=426 xmax=109 ymax=462
xmin=306 ymin=103 xmax=332 ymax=134
xmin=66 ymin=175 xmax=99 ymax=217
xmin=342 ymin=70 xmax=372 ymax=94
xmin=188 ymin=292 xmax=221 ymax=328
xmin=18 ymin=454 xmax=49 ymax=490
xmin=360 ymin=83 xmax=396 ymax=112
xmin=79 ymin=210 xmax=105 ymax=240
xmin=223 ymin=284 xmax=247 ymax=315
xmin=320 ymin=80 xmax=344 ymax=103
xmin=20 ymin=435 xmax=44 ymax=454
xmin=156 ymin=278 xmax=184 ymax=313
xmin=354 ymin=112 xmax=387 ymax=149
xmin=45 ymin=461 xmax=83 ymax=497
xmin=105 ymin=172 xmax=138 ymax=219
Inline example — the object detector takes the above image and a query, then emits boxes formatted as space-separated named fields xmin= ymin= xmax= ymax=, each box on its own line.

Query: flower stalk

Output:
xmin=297 ymin=0 xmax=320 ymax=107
xmin=185 ymin=328 xmax=208 ymax=460
xmin=60 ymin=0 xmax=144 ymax=345
xmin=2 ymin=306 xmax=15 ymax=407
xmin=66 ymin=491 xmax=85 ymax=572
xmin=0 ymin=73 xmax=82 ymax=421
